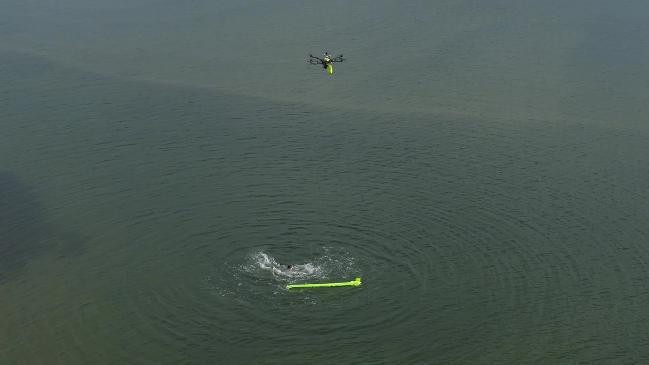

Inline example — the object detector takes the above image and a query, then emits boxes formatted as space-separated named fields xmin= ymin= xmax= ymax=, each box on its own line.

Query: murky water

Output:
xmin=2 ymin=1 xmax=649 ymax=363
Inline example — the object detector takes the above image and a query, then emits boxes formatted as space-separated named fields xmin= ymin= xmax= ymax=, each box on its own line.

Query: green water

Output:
xmin=2 ymin=1 xmax=649 ymax=363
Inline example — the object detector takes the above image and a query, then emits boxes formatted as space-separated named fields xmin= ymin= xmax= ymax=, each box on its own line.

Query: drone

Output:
xmin=308 ymin=52 xmax=345 ymax=74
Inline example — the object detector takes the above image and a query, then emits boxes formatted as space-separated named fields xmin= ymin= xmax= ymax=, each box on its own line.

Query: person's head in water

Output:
xmin=286 ymin=265 xmax=294 ymax=270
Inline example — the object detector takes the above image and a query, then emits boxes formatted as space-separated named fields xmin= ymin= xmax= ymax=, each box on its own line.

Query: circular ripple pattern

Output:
xmin=90 ymin=105 xmax=649 ymax=364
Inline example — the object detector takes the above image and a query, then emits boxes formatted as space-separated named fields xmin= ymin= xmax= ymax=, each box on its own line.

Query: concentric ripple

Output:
xmin=93 ymin=107 xmax=649 ymax=364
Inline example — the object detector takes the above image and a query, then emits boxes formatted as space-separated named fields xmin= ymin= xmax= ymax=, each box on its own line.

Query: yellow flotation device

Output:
xmin=287 ymin=277 xmax=361 ymax=289
xmin=327 ymin=63 xmax=333 ymax=75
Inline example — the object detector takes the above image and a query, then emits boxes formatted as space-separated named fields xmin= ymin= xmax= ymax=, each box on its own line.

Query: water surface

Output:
xmin=2 ymin=1 xmax=649 ymax=363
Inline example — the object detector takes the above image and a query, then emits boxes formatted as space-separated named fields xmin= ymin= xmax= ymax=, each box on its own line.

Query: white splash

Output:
xmin=246 ymin=251 xmax=325 ymax=282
